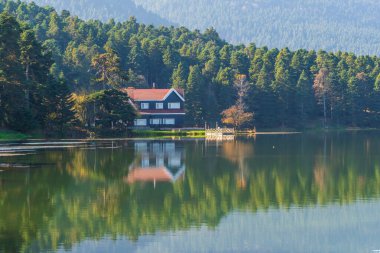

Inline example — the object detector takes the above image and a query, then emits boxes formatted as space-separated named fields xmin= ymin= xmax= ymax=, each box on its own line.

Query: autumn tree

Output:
xmin=313 ymin=68 xmax=331 ymax=127
xmin=91 ymin=49 xmax=124 ymax=89
xmin=221 ymin=75 xmax=253 ymax=129
xmin=221 ymin=105 xmax=253 ymax=129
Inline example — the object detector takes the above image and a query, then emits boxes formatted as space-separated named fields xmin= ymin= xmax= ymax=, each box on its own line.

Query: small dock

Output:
xmin=205 ymin=128 xmax=236 ymax=140
xmin=237 ymin=129 xmax=256 ymax=136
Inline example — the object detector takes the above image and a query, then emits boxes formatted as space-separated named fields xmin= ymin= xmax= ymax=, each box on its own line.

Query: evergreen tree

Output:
xmin=171 ymin=62 xmax=187 ymax=89
xmin=250 ymin=64 xmax=277 ymax=128
xmin=230 ymin=50 xmax=249 ymax=75
xmin=214 ymin=67 xmax=234 ymax=113
xmin=272 ymin=49 xmax=293 ymax=126
xmin=0 ymin=11 xmax=31 ymax=131
xmin=91 ymin=49 xmax=123 ymax=89
xmin=43 ymin=74 xmax=76 ymax=136
xmin=186 ymin=65 xmax=205 ymax=126
xmin=295 ymin=70 xmax=314 ymax=127
xmin=128 ymin=39 xmax=146 ymax=75
xmin=81 ymin=89 xmax=136 ymax=133
xmin=20 ymin=29 xmax=45 ymax=110
xmin=219 ymin=45 xmax=232 ymax=68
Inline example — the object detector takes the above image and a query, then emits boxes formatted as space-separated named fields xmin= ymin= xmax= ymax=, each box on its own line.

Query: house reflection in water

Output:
xmin=125 ymin=141 xmax=185 ymax=186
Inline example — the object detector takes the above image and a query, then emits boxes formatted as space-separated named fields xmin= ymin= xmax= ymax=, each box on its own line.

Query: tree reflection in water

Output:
xmin=1 ymin=132 xmax=380 ymax=252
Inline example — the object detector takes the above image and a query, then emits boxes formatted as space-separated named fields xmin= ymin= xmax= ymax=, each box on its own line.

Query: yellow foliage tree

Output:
xmin=221 ymin=105 xmax=253 ymax=129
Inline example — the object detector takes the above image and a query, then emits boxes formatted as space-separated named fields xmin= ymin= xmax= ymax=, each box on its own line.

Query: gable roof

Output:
xmin=125 ymin=166 xmax=185 ymax=184
xmin=123 ymin=88 xmax=185 ymax=102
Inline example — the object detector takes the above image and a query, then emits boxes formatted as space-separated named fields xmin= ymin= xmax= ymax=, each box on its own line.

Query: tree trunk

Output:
xmin=0 ymin=84 xmax=3 ymax=127
xmin=323 ymin=92 xmax=327 ymax=128
xmin=93 ymin=101 xmax=96 ymax=127
xmin=25 ymin=64 xmax=30 ymax=110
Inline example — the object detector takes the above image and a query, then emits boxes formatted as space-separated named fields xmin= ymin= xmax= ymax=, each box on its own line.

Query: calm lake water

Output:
xmin=1 ymin=131 xmax=380 ymax=253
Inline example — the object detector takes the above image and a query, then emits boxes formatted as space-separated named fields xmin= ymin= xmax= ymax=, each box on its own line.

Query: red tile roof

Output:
xmin=122 ymin=87 xmax=184 ymax=101
xmin=125 ymin=167 xmax=174 ymax=183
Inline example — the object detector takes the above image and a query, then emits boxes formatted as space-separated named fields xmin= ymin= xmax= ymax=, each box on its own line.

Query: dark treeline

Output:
xmin=0 ymin=9 xmax=75 ymax=134
xmin=1 ymin=0 xmax=380 ymax=134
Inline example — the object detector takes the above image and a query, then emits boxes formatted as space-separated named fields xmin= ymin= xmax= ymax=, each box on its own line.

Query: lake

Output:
xmin=1 ymin=131 xmax=380 ymax=253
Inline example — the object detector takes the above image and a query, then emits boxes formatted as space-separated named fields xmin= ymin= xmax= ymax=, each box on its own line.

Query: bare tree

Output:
xmin=234 ymin=74 xmax=250 ymax=110
xmin=221 ymin=74 xmax=253 ymax=129
xmin=313 ymin=68 xmax=330 ymax=128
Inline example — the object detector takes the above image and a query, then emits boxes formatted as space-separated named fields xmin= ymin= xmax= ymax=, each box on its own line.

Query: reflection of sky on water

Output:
xmin=58 ymin=200 xmax=380 ymax=253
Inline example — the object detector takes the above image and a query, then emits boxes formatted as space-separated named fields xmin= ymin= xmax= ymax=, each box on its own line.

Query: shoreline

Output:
xmin=1 ymin=128 xmax=380 ymax=142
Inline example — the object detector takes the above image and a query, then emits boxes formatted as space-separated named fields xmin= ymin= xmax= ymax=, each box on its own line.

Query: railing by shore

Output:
xmin=205 ymin=128 xmax=236 ymax=139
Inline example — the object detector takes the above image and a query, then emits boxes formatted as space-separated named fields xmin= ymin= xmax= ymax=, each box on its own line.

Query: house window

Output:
xmin=156 ymin=155 xmax=164 ymax=166
xmin=152 ymin=143 xmax=161 ymax=153
xmin=163 ymin=118 xmax=175 ymax=125
xmin=141 ymin=155 xmax=150 ymax=167
xmin=134 ymin=119 xmax=147 ymax=126
xmin=164 ymin=143 xmax=175 ymax=152
xmin=135 ymin=142 xmax=147 ymax=152
xmin=150 ymin=118 xmax=161 ymax=125
xmin=169 ymin=154 xmax=181 ymax=167
xmin=168 ymin=103 xmax=180 ymax=109
xmin=141 ymin=103 xmax=149 ymax=109
xmin=156 ymin=103 xmax=164 ymax=109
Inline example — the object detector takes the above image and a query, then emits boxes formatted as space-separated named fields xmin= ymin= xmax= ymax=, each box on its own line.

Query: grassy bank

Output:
xmin=132 ymin=129 xmax=205 ymax=137
xmin=0 ymin=130 xmax=32 ymax=141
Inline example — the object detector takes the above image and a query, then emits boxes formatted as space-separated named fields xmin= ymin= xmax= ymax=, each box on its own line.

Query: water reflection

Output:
xmin=125 ymin=141 xmax=185 ymax=185
xmin=0 ymin=132 xmax=380 ymax=252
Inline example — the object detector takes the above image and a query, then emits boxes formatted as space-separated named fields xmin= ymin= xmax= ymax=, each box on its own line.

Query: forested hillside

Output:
xmin=24 ymin=0 xmax=172 ymax=26
xmin=1 ymin=0 xmax=380 ymax=136
xmin=133 ymin=0 xmax=380 ymax=55
xmin=21 ymin=0 xmax=380 ymax=55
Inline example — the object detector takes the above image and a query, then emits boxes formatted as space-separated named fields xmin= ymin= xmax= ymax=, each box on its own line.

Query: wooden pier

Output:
xmin=205 ymin=128 xmax=236 ymax=140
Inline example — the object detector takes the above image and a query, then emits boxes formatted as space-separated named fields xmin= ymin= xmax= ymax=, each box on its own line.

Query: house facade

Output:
xmin=124 ymin=87 xmax=185 ymax=128
xmin=125 ymin=141 xmax=185 ymax=185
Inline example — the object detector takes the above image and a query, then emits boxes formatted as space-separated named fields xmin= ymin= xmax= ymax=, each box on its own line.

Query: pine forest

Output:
xmin=1 ymin=0 xmax=380 ymax=136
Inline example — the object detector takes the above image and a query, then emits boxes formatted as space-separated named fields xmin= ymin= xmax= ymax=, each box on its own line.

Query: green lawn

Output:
xmin=0 ymin=130 xmax=31 ymax=140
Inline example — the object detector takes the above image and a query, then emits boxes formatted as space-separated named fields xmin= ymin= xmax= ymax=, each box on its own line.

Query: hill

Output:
xmin=21 ymin=0 xmax=380 ymax=55
xmin=132 ymin=0 xmax=380 ymax=55
xmin=23 ymin=0 xmax=173 ymax=25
